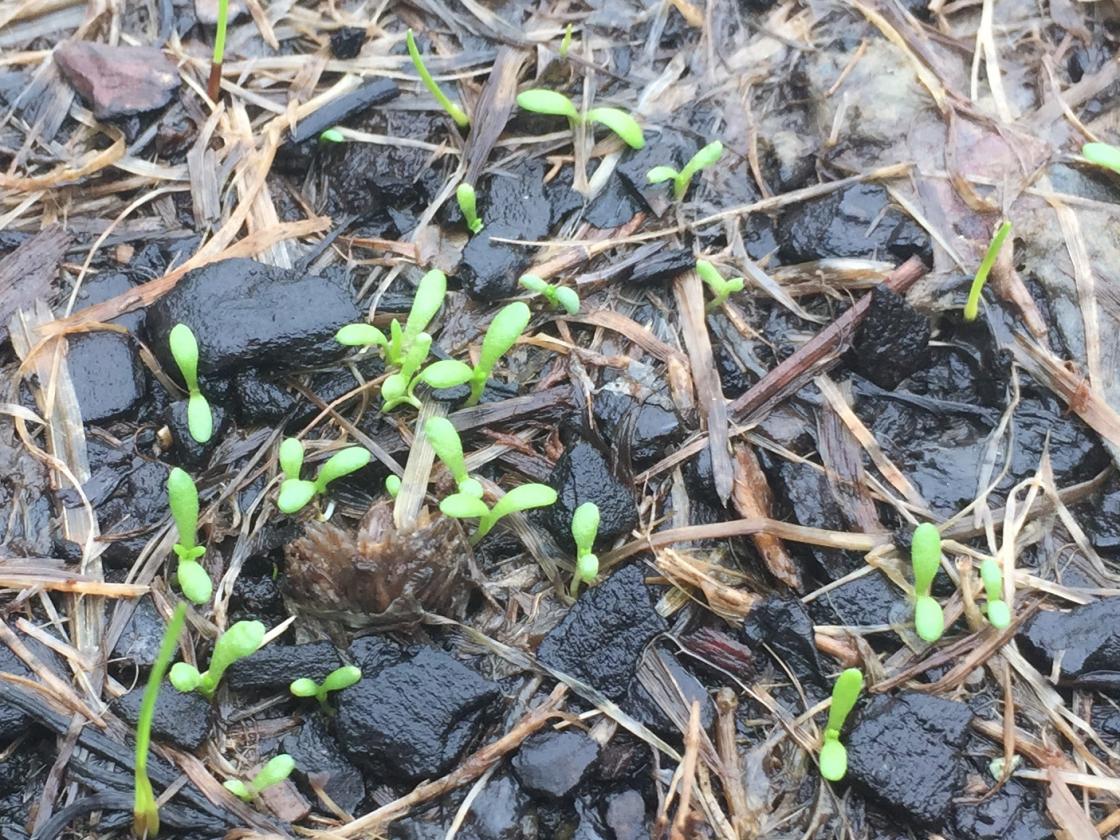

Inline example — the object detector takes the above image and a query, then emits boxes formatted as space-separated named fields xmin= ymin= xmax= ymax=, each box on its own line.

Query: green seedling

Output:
xmin=559 ymin=23 xmax=573 ymax=58
xmin=319 ymin=127 xmax=345 ymax=143
xmin=647 ymin=140 xmax=724 ymax=201
xmin=385 ymin=475 xmax=401 ymax=498
xmin=440 ymin=483 xmax=558 ymax=544
xmin=425 ymin=417 xmax=483 ymax=498
xmin=456 ymin=183 xmax=484 ymax=234
xmin=380 ymin=335 xmax=474 ymax=411
xmin=133 ymin=601 xmax=187 ymax=838
xmin=223 ymin=754 xmax=296 ymax=802
xmin=277 ymin=438 xmax=373 ymax=514
xmin=820 ymin=668 xmax=863 ymax=781
xmin=207 ymin=0 xmax=229 ymax=101
xmin=290 ymin=665 xmax=362 ymax=713
xmin=963 ymin=220 xmax=1012 ymax=322
xmin=406 ymin=29 xmax=469 ymax=128
xmin=911 ymin=522 xmax=944 ymax=643
xmin=1082 ymin=141 xmax=1120 ymax=175
xmin=516 ymin=89 xmax=645 ymax=150
xmin=569 ymin=501 xmax=600 ymax=597
xmin=519 ymin=274 xmax=580 ymax=316
xmin=336 ymin=268 xmax=447 ymax=369
xmin=980 ymin=558 xmax=1011 ymax=630
xmin=167 ymin=468 xmax=211 ymax=605
xmin=466 ymin=301 xmax=531 ymax=406
xmin=696 ymin=260 xmax=744 ymax=311
xmin=169 ymin=620 xmax=264 ymax=699
xmin=169 ymin=323 xmax=213 ymax=444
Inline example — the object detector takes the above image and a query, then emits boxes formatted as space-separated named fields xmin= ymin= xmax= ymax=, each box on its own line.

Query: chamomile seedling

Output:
xmin=820 ymin=668 xmax=863 ymax=781
xmin=963 ymin=220 xmax=1012 ymax=322
xmin=569 ymin=501 xmax=600 ymax=597
xmin=290 ymin=665 xmax=362 ymax=713
xmin=167 ymin=467 xmax=211 ymax=605
xmin=169 ymin=323 xmax=213 ymax=444
xmin=456 ymin=183 xmax=484 ymax=234
xmin=911 ymin=522 xmax=944 ymax=643
xmin=425 ymin=417 xmax=483 ymax=498
xmin=647 ymin=140 xmax=724 ymax=201
xmin=519 ymin=274 xmax=580 ymax=316
xmin=223 ymin=754 xmax=296 ymax=802
xmin=467 ymin=301 xmax=531 ymax=406
xmin=276 ymin=438 xmax=373 ymax=514
xmin=169 ymin=620 xmax=265 ymax=699
xmin=980 ymin=558 xmax=1011 ymax=630
xmin=696 ymin=260 xmax=744 ymax=311
xmin=440 ymin=483 xmax=558 ymax=544
xmin=516 ymin=89 xmax=645 ymax=149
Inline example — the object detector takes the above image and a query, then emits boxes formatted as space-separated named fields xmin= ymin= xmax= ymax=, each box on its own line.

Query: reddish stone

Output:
xmin=54 ymin=41 xmax=179 ymax=120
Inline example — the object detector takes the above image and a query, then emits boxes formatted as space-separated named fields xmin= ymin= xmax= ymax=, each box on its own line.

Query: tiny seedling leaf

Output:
xmin=571 ymin=501 xmax=600 ymax=558
xmin=819 ymin=737 xmax=848 ymax=782
xmin=336 ymin=323 xmax=387 ymax=347
xmin=279 ymin=438 xmax=304 ymax=480
xmin=576 ymin=552 xmax=598 ymax=583
xmin=322 ymin=665 xmax=362 ymax=693
xmin=456 ymin=183 xmax=484 ymax=234
xmin=187 ymin=392 xmax=213 ymax=443
xmin=518 ymin=274 xmax=548 ymax=294
xmin=320 ymin=127 xmax=345 ymax=143
xmin=177 ymin=560 xmax=212 ymax=605
xmin=559 ymin=22 xmax=573 ymax=57
xmin=516 ymin=89 xmax=579 ymax=119
xmin=223 ymin=779 xmax=253 ymax=801
xmin=167 ymin=467 xmax=200 ymax=550
xmin=825 ymin=668 xmax=863 ymax=734
xmin=417 ymin=359 xmax=473 ymax=389
xmin=911 ymin=522 xmax=941 ymax=597
xmin=314 ymin=446 xmax=372 ymax=491
xmin=584 ymin=106 xmax=645 ymax=149
xmin=208 ymin=620 xmax=265 ymax=686
xmin=469 ymin=301 xmax=530 ymax=404
xmin=647 ymin=166 xmax=679 ymax=184
xmin=979 ymin=558 xmax=1003 ymax=601
xmin=169 ymin=324 xmax=200 ymax=391
xmin=987 ymin=600 xmax=1011 ymax=630
xmin=674 ymin=140 xmax=723 ymax=199
xmin=404 ymin=270 xmax=447 ymax=345
xmin=289 ymin=678 xmax=318 ymax=698
xmin=440 ymin=493 xmax=491 ymax=520
xmin=252 ymin=754 xmax=295 ymax=791
xmin=169 ymin=662 xmax=201 ymax=693
xmin=385 ymin=475 xmax=401 ymax=497
xmin=914 ymin=595 xmax=945 ymax=643
xmin=553 ymin=286 xmax=580 ymax=315
xmin=425 ymin=417 xmax=470 ymax=485
xmin=1082 ymin=141 xmax=1120 ymax=175
xmin=278 ymin=479 xmax=316 ymax=514
xmin=489 ymin=483 xmax=558 ymax=520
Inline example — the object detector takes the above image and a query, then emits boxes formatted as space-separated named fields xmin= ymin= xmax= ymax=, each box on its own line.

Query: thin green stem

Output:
xmin=134 ymin=601 xmax=187 ymax=838
xmin=406 ymin=30 xmax=469 ymax=128
xmin=964 ymin=220 xmax=1012 ymax=322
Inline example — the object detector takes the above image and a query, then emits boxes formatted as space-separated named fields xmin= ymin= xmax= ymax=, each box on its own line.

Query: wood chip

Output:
xmin=730 ymin=445 xmax=800 ymax=589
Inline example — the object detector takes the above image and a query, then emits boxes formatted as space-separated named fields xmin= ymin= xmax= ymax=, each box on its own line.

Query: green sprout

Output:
xmin=820 ymin=668 xmax=863 ymax=782
xmin=223 ymin=754 xmax=296 ymax=802
xmin=696 ymin=260 xmax=744 ymax=311
xmin=277 ymin=438 xmax=373 ymax=514
xmin=169 ymin=620 xmax=265 ymax=699
xmin=467 ymin=301 xmax=531 ymax=406
xmin=559 ymin=23 xmax=573 ymax=58
xmin=169 ymin=323 xmax=213 ymax=444
xmin=289 ymin=665 xmax=362 ymax=713
xmin=519 ymin=274 xmax=580 ymax=316
xmin=336 ymin=268 xmax=447 ymax=369
xmin=1082 ymin=141 xmax=1120 ymax=175
xmin=167 ymin=468 xmax=211 ymax=605
xmin=980 ymin=558 xmax=1011 ymax=630
xmin=569 ymin=501 xmax=600 ymax=597
xmin=380 ymin=335 xmax=474 ymax=412
xmin=405 ymin=29 xmax=469 ymax=128
xmin=911 ymin=522 xmax=944 ymax=643
xmin=456 ymin=183 xmax=484 ymax=234
xmin=319 ymin=127 xmax=345 ymax=143
xmin=425 ymin=417 xmax=483 ymax=498
xmin=385 ymin=475 xmax=401 ymax=498
xmin=439 ymin=483 xmax=558 ymax=544
xmin=133 ymin=601 xmax=187 ymax=838
xmin=516 ymin=89 xmax=645 ymax=150
xmin=207 ymin=0 xmax=229 ymax=101
xmin=647 ymin=140 xmax=724 ymax=200
xmin=963 ymin=220 xmax=1012 ymax=322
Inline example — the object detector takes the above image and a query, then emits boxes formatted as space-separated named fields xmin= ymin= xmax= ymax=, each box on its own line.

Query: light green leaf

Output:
xmin=289 ymin=678 xmax=318 ymax=698
xmin=405 ymin=270 xmax=447 ymax=345
xmin=963 ymin=220 xmax=1012 ymax=322
xmin=322 ymin=665 xmax=362 ymax=693
xmin=489 ymin=483 xmax=557 ymax=520
xmin=456 ymin=183 xmax=484 ymax=234
xmin=277 ymin=479 xmax=316 ymax=514
xmin=458 ymin=477 xmax=484 ymax=498
xmin=518 ymin=274 xmax=549 ymax=294
xmin=169 ymin=662 xmax=201 ymax=693
xmin=177 ymin=559 xmax=212 ymax=605
xmin=914 ymin=595 xmax=944 ymax=643
xmin=571 ymin=501 xmax=600 ymax=558
xmin=825 ymin=668 xmax=863 ymax=734
xmin=406 ymin=29 xmax=470 ymax=128
xmin=575 ymin=552 xmax=598 ymax=584
xmin=979 ymin=558 xmax=1003 ymax=601
xmin=439 ymin=493 xmax=490 ymax=520
xmin=385 ymin=475 xmax=401 ymax=497
xmin=1083 ymin=141 xmax=1120 ymax=175
xmin=987 ymin=599 xmax=1011 ymax=630
xmin=252 ymin=754 xmax=295 ymax=791
xmin=187 ymin=392 xmax=213 ymax=444
xmin=167 ymin=467 xmax=199 ymax=550
xmin=169 ymin=323 xmax=200 ymax=390
xmin=209 ymin=620 xmax=265 ymax=684
xmin=315 ymin=446 xmax=372 ymax=491
xmin=910 ymin=522 xmax=941 ymax=596
xmin=516 ymin=89 xmax=579 ymax=119
xmin=417 ymin=359 xmax=473 ymax=389
xmin=695 ymin=259 xmax=724 ymax=292
xmin=425 ymin=417 xmax=469 ymax=484
xmin=646 ymin=166 xmax=679 ymax=184
xmin=819 ymin=737 xmax=848 ymax=782
xmin=469 ymin=302 xmax=530 ymax=405
xmin=675 ymin=140 xmax=723 ymax=199
xmin=553 ymin=286 xmax=580 ymax=315
xmin=319 ymin=127 xmax=345 ymax=143
xmin=585 ymin=107 xmax=645 ymax=149
xmin=223 ymin=779 xmax=254 ymax=801
xmin=336 ymin=323 xmax=387 ymax=347
xmin=279 ymin=438 xmax=304 ymax=480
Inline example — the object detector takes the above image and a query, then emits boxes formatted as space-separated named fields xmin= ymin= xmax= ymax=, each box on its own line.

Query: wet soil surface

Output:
xmin=2 ymin=0 xmax=1120 ymax=838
